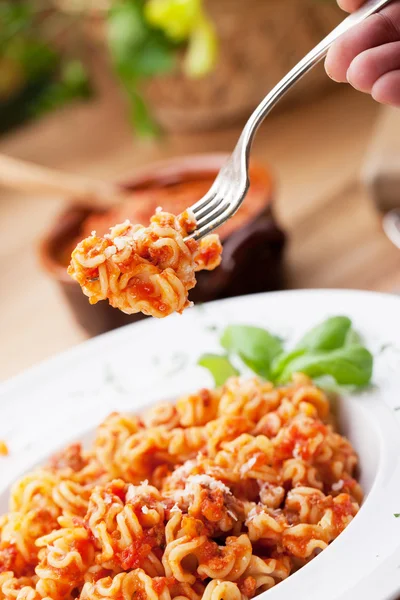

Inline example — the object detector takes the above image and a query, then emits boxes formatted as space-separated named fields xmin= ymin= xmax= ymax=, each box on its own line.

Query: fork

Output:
xmin=187 ymin=0 xmax=394 ymax=241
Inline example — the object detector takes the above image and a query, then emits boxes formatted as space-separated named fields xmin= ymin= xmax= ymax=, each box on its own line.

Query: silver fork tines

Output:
xmin=184 ymin=0 xmax=393 ymax=242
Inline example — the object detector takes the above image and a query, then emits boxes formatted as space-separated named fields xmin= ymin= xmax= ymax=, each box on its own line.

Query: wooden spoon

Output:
xmin=0 ymin=153 xmax=126 ymax=206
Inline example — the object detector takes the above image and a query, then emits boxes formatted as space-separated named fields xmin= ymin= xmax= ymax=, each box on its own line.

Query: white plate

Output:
xmin=1 ymin=289 xmax=400 ymax=600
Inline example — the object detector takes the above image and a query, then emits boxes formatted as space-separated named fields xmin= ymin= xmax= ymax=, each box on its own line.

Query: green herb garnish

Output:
xmin=274 ymin=346 xmax=373 ymax=386
xmin=198 ymin=316 xmax=373 ymax=389
xmin=221 ymin=325 xmax=282 ymax=379
xmin=198 ymin=354 xmax=239 ymax=387
xmin=295 ymin=316 xmax=352 ymax=351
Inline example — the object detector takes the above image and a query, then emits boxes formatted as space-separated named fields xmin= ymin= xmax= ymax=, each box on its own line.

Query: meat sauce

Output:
xmin=116 ymin=534 xmax=157 ymax=570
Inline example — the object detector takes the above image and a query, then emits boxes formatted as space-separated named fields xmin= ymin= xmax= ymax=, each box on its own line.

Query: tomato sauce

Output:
xmin=116 ymin=533 xmax=157 ymax=570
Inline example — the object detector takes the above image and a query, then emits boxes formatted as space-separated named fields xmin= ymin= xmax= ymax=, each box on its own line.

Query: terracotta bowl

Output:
xmin=39 ymin=154 xmax=286 ymax=337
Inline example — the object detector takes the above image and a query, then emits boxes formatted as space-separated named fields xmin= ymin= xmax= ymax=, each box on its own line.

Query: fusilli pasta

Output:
xmin=0 ymin=375 xmax=362 ymax=599
xmin=68 ymin=210 xmax=222 ymax=318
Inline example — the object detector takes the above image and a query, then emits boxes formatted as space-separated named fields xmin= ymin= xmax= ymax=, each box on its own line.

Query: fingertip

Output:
xmin=337 ymin=0 xmax=364 ymax=12
xmin=337 ymin=0 xmax=349 ymax=11
xmin=372 ymin=70 xmax=400 ymax=107
xmin=346 ymin=54 xmax=370 ymax=93
xmin=325 ymin=46 xmax=347 ymax=83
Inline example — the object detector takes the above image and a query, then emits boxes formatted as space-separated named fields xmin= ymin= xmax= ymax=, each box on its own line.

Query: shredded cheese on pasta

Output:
xmin=0 ymin=375 xmax=362 ymax=600
xmin=68 ymin=210 xmax=222 ymax=318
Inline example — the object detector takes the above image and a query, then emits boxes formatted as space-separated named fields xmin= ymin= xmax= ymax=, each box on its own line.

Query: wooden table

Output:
xmin=0 ymin=85 xmax=399 ymax=382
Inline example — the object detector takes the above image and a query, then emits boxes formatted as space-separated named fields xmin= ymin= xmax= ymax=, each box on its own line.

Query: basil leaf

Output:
xmin=270 ymin=349 xmax=306 ymax=382
xmin=221 ymin=325 xmax=283 ymax=379
xmin=277 ymin=345 xmax=373 ymax=386
xmin=345 ymin=328 xmax=363 ymax=347
xmin=394 ymin=514 xmax=400 ymax=518
xmin=296 ymin=316 xmax=352 ymax=351
xmin=198 ymin=354 xmax=239 ymax=387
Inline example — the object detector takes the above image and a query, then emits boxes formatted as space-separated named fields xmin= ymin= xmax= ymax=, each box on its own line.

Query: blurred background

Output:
xmin=0 ymin=0 xmax=399 ymax=381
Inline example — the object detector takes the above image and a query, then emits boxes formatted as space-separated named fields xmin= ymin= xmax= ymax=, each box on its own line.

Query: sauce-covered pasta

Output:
xmin=0 ymin=374 xmax=362 ymax=600
xmin=68 ymin=210 xmax=222 ymax=318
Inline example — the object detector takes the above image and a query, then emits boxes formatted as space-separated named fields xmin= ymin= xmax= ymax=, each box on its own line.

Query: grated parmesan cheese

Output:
xmin=170 ymin=503 xmax=181 ymax=513
xmin=293 ymin=445 xmax=301 ymax=460
xmin=332 ymin=479 xmax=344 ymax=492
xmin=246 ymin=505 xmax=261 ymax=522
xmin=104 ymin=246 xmax=117 ymax=258
xmin=240 ymin=456 xmax=257 ymax=476
xmin=188 ymin=475 xmax=231 ymax=495
xmin=227 ymin=509 xmax=238 ymax=521
xmin=141 ymin=506 xmax=149 ymax=514
xmin=114 ymin=236 xmax=132 ymax=251
xmin=172 ymin=460 xmax=197 ymax=480
xmin=126 ymin=484 xmax=136 ymax=502
xmin=167 ymin=474 xmax=232 ymax=503
xmin=127 ymin=480 xmax=151 ymax=503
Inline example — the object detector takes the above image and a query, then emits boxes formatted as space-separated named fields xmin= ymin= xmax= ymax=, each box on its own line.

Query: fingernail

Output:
xmin=325 ymin=59 xmax=339 ymax=83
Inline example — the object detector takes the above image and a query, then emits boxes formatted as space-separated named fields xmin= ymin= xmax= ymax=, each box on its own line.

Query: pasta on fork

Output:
xmin=68 ymin=210 xmax=222 ymax=318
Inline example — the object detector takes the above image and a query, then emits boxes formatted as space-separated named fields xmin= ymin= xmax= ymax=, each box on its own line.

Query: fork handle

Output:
xmin=242 ymin=0 xmax=394 ymax=153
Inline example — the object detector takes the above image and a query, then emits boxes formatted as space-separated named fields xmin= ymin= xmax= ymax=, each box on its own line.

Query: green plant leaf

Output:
xmin=394 ymin=514 xmax=400 ymax=518
xmin=183 ymin=14 xmax=218 ymax=78
xmin=108 ymin=0 xmax=174 ymax=78
xmin=145 ymin=0 xmax=201 ymax=42
xmin=60 ymin=60 xmax=91 ymax=95
xmin=107 ymin=1 xmax=148 ymax=66
xmin=128 ymin=88 xmax=159 ymax=136
xmin=221 ymin=325 xmax=283 ymax=379
xmin=198 ymin=353 xmax=239 ymax=387
xmin=0 ymin=2 xmax=33 ymax=48
xmin=30 ymin=60 xmax=91 ymax=118
xmin=107 ymin=0 xmax=175 ymax=135
xmin=276 ymin=345 xmax=373 ymax=386
xmin=130 ymin=37 xmax=175 ymax=77
xmin=345 ymin=328 xmax=363 ymax=346
xmin=296 ymin=316 xmax=352 ymax=351
xmin=270 ymin=349 xmax=306 ymax=382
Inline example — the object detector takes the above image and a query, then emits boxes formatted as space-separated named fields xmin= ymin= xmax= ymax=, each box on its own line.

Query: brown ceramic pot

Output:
xmin=39 ymin=154 xmax=286 ymax=337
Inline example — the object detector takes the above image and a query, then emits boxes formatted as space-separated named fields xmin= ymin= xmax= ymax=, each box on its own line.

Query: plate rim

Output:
xmin=1 ymin=288 xmax=400 ymax=391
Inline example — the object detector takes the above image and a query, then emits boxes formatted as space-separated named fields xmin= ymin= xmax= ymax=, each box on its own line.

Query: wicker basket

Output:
xmin=143 ymin=0 xmax=343 ymax=132
xmin=57 ymin=0 xmax=343 ymax=133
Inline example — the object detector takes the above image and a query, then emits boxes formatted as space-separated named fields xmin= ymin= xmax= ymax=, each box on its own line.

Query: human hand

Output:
xmin=325 ymin=1 xmax=400 ymax=106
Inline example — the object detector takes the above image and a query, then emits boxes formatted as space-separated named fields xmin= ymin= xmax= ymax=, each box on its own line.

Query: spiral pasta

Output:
xmin=68 ymin=210 xmax=222 ymax=317
xmin=0 ymin=375 xmax=362 ymax=599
